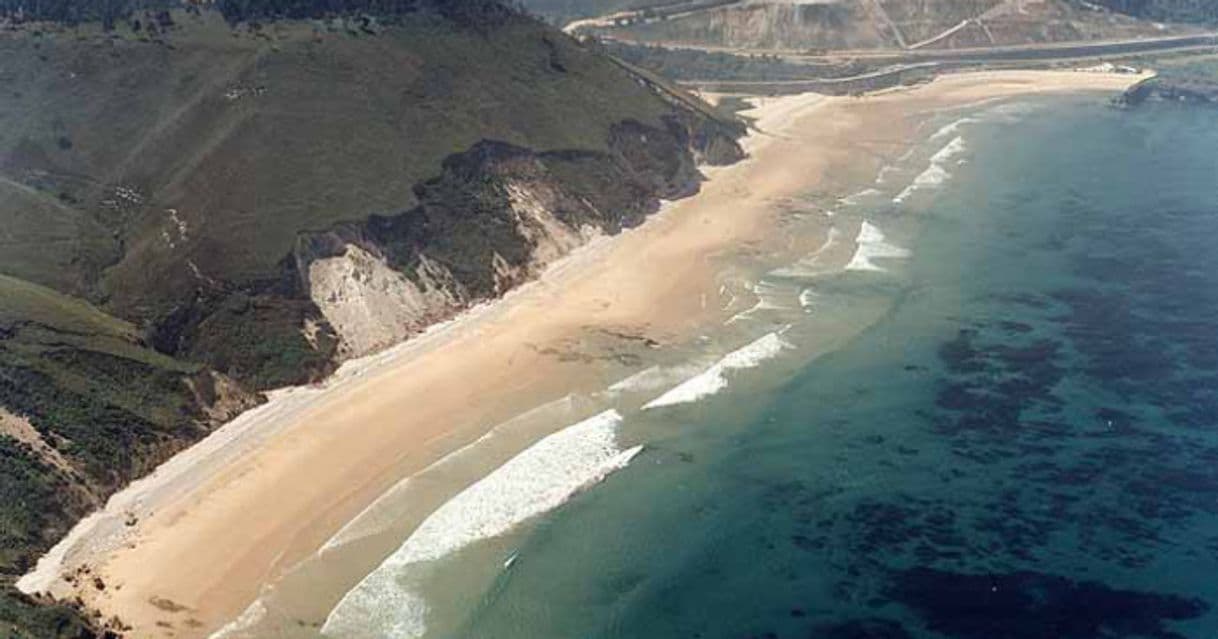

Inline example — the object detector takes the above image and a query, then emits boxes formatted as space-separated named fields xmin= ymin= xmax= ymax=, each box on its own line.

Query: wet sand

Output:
xmin=17 ymin=69 xmax=1149 ymax=637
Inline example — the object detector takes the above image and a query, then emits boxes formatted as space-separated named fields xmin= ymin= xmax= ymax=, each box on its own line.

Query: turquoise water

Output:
xmin=431 ymin=98 xmax=1218 ymax=639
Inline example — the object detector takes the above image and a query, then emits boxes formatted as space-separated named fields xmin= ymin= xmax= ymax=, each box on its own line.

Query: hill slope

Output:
xmin=556 ymin=0 xmax=1197 ymax=52
xmin=0 ymin=1 xmax=744 ymax=635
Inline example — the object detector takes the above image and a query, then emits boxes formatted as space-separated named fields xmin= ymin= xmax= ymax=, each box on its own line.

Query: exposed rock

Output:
xmin=183 ymin=371 xmax=263 ymax=426
xmin=504 ymin=179 xmax=600 ymax=270
xmin=308 ymin=245 xmax=466 ymax=358
xmin=1117 ymin=76 xmax=1218 ymax=108
xmin=0 ymin=407 xmax=77 ymax=477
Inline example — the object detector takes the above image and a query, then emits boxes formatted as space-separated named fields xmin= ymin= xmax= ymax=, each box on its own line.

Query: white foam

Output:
xmin=769 ymin=227 xmax=844 ymax=280
xmin=608 ymin=366 xmax=666 ymax=394
xmin=987 ymin=100 xmax=1042 ymax=123
xmin=893 ymin=165 xmax=948 ymax=203
xmin=894 ymin=136 xmax=966 ymax=204
xmin=208 ymin=600 xmax=267 ymax=639
xmin=929 ymin=117 xmax=977 ymax=143
xmin=725 ymin=281 xmax=800 ymax=324
xmin=607 ymin=365 xmax=703 ymax=396
xmin=16 ymin=214 xmax=645 ymax=600
xmin=876 ymin=165 xmax=900 ymax=185
xmin=643 ymin=332 xmax=790 ymax=409
xmin=798 ymin=288 xmax=819 ymax=311
xmin=844 ymin=221 xmax=910 ymax=272
xmin=322 ymin=410 xmax=641 ymax=639
xmin=320 ymin=395 xmax=580 ymax=554
xmin=324 ymin=587 xmax=428 ymax=639
xmin=930 ymin=136 xmax=967 ymax=165
xmin=838 ymin=188 xmax=883 ymax=207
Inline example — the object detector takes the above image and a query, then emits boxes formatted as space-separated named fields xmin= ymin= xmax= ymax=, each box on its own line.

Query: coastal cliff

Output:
xmin=1118 ymin=76 xmax=1218 ymax=107
xmin=297 ymin=117 xmax=735 ymax=358
xmin=0 ymin=1 xmax=743 ymax=635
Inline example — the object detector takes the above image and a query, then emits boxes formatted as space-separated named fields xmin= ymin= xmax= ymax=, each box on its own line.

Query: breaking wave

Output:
xmin=769 ymin=227 xmax=845 ymax=280
xmin=929 ymin=117 xmax=977 ymax=143
xmin=987 ymin=100 xmax=1043 ymax=123
xmin=876 ymin=164 xmax=900 ymax=185
xmin=643 ymin=332 xmax=791 ymax=409
xmin=726 ymin=280 xmax=802 ymax=324
xmin=608 ymin=365 xmax=702 ymax=397
xmin=207 ymin=600 xmax=267 ymax=639
xmin=321 ymin=410 xmax=641 ymax=639
xmin=844 ymin=221 xmax=910 ymax=272
xmin=838 ymin=188 xmax=883 ymax=207
xmin=894 ymin=136 xmax=967 ymax=204
xmin=798 ymin=288 xmax=819 ymax=311
xmin=319 ymin=395 xmax=581 ymax=554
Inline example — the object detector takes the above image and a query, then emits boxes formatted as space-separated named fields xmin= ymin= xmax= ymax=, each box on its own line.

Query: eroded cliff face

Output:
xmin=294 ymin=112 xmax=742 ymax=360
xmin=0 ymin=4 xmax=745 ymax=635
xmin=308 ymin=247 xmax=466 ymax=358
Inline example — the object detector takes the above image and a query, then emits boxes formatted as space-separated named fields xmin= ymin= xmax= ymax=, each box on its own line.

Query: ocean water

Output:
xmin=417 ymin=98 xmax=1218 ymax=639
xmin=247 ymin=95 xmax=1218 ymax=639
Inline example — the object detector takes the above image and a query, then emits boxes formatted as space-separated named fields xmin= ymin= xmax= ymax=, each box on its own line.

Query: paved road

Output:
xmin=571 ymin=3 xmax=1218 ymax=95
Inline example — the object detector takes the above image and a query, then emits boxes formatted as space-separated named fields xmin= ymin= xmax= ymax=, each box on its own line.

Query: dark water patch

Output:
xmin=937 ymin=330 xmax=987 ymax=374
xmin=809 ymin=618 xmax=912 ymax=639
xmin=998 ymin=321 xmax=1034 ymax=334
xmin=443 ymin=100 xmax=1218 ymax=639
xmin=888 ymin=568 xmax=1207 ymax=639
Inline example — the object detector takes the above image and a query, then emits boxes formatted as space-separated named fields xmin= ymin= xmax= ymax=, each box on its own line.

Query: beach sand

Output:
xmin=18 ymin=69 xmax=1149 ymax=638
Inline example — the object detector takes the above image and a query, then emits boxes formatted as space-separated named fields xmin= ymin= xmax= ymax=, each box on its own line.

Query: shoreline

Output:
xmin=19 ymin=69 xmax=1149 ymax=638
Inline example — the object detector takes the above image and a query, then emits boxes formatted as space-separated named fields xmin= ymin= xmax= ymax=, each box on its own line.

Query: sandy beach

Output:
xmin=18 ymin=69 xmax=1149 ymax=637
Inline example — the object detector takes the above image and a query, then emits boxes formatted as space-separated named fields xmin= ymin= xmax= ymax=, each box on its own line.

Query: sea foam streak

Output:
xmin=838 ymin=188 xmax=883 ymax=207
xmin=798 ymin=288 xmax=819 ymax=311
xmin=208 ymin=600 xmax=267 ymax=639
xmin=321 ymin=409 xmax=641 ymax=639
xmin=769 ymin=227 xmax=844 ymax=280
xmin=726 ymin=280 xmax=801 ymax=324
xmin=643 ymin=332 xmax=790 ymax=409
xmin=608 ymin=365 xmax=701 ymax=396
xmin=318 ymin=395 xmax=580 ymax=554
xmin=929 ymin=117 xmax=977 ymax=143
xmin=844 ymin=222 xmax=910 ymax=272
xmin=894 ymin=136 xmax=966 ymax=203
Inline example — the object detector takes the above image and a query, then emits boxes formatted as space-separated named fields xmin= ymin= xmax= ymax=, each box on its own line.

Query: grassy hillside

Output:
xmin=0 ymin=274 xmax=237 ymax=637
xmin=1093 ymin=0 xmax=1218 ymax=24
xmin=1 ymin=2 xmax=741 ymax=386
xmin=518 ymin=0 xmax=648 ymax=24
xmin=0 ymin=1 xmax=744 ymax=635
xmin=574 ymin=0 xmax=1191 ymax=52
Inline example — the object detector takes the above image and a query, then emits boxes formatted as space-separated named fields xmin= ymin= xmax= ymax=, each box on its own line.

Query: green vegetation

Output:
xmin=0 ymin=437 xmax=81 ymax=573
xmin=0 ymin=0 xmax=516 ymax=27
xmin=518 ymin=0 xmax=647 ymax=25
xmin=1154 ymin=52 xmax=1218 ymax=81
xmin=1093 ymin=0 xmax=1218 ymax=24
xmin=604 ymin=41 xmax=868 ymax=81
xmin=1118 ymin=53 xmax=1218 ymax=106
xmin=0 ymin=2 xmax=744 ymax=635
xmin=0 ymin=585 xmax=99 ymax=639
xmin=1 ymin=2 xmax=687 ymax=386
xmin=0 ymin=275 xmax=217 ymax=636
xmin=0 ymin=276 xmax=133 ymax=341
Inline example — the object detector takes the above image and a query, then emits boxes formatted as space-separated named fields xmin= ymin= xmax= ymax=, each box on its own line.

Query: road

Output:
xmin=562 ymin=0 xmax=744 ymax=34
xmin=568 ymin=2 xmax=1217 ymax=95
